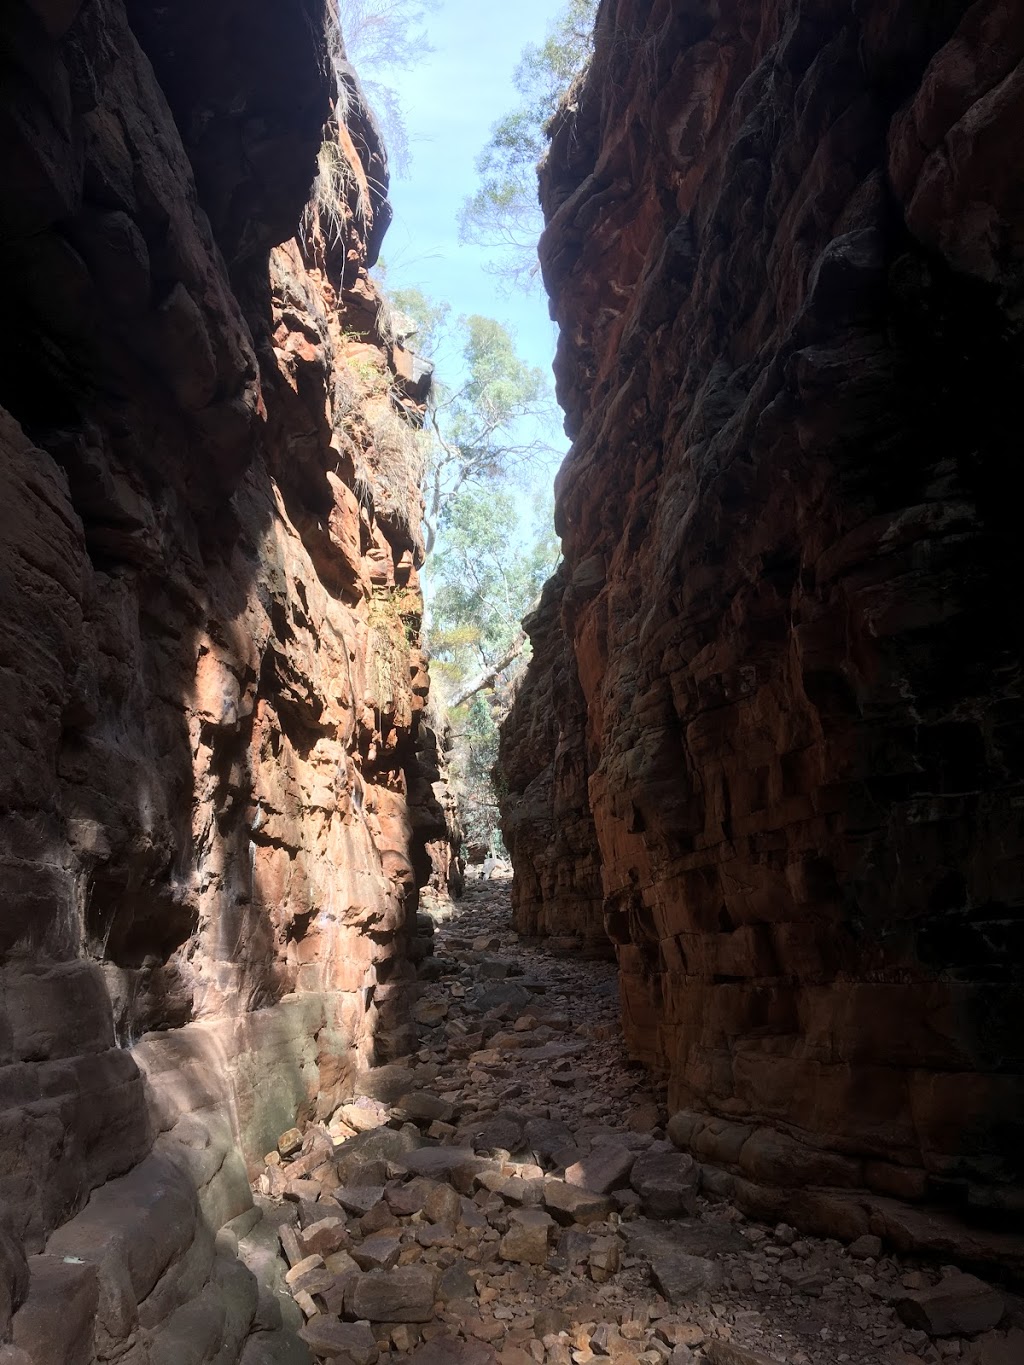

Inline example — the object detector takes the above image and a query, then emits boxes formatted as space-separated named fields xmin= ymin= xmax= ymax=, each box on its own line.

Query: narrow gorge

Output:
xmin=0 ymin=1 xmax=1021 ymax=1364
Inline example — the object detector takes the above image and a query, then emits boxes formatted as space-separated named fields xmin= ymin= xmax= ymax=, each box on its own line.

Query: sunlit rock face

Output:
xmin=0 ymin=0 xmax=457 ymax=1353
xmin=501 ymin=0 xmax=1024 ymax=1251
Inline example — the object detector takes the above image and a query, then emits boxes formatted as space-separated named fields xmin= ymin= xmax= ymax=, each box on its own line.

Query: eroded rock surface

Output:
xmin=500 ymin=0 xmax=1024 ymax=1243
xmin=0 ymin=0 xmax=457 ymax=1357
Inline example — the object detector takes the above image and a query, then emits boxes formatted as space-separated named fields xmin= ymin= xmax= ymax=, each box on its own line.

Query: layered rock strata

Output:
xmin=499 ymin=567 xmax=605 ymax=951
xmin=500 ymin=0 xmax=1024 ymax=1251
xmin=0 ymin=0 xmax=457 ymax=1358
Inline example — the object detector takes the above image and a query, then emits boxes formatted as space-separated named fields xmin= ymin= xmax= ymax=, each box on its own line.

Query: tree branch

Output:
xmin=447 ymin=631 xmax=528 ymax=710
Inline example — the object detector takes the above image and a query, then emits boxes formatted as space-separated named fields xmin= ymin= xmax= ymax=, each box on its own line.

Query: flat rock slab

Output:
xmin=469 ymin=1117 xmax=525 ymax=1153
xmin=300 ymin=1315 xmax=378 ymax=1364
xmin=640 ymin=1219 xmax=749 ymax=1259
xmin=351 ymin=1064 xmax=439 ymax=1104
xmin=401 ymin=1147 xmax=487 ymax=1194
xmin=335 ymin=1185 xmax=385 ymax=1217
xmin=630 ymin=1148 xmax=699 ymax=1218
xmin=475 ymin=984 xmax=537 ymax=1011
xmin=397 ymin=1091 xmax=455 ymax=1123
xmin=346 ymin=1264 xmax=440 ymax=1322
xmin=706 ymin=1342 xmax=785 ymax=1365
xmin=12 ymin=1255 xmax=99 ymax=1365
xmin=239 ymin=1329 xmax=312 ymax=1365
xmin=498 ymin=1208 xmax=554 ymax=1264
xmin=350 ymin=1231 xmax=401 ymax=1270
xmin=543 ymin=1178 xmax=614 ymax=1226
xmin=626 ymin=1221 xmax=724 ymax=1303
xmin=409 ymin=1335 xmax=497 ymax=1365
xmin=519 ymin=1041 xmax=587 ymax=1062
xmin=565 ymin=1144 xmax=636 ymax=1194
xmin=966 ymin=1329 xmax=1024 ymax=1364
xmin=895 ymin=1271 xmax=1005 ymax=1337
xmin=333 ymin=1126 xmax=421 ymax=1182
xmin=524 ymin=1117 xmax=574 ymax=1160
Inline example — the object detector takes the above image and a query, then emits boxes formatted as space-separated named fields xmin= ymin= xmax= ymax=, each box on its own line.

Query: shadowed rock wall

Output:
xmin=499 ymin=566 xmax=606 ymax=951
xmin=500 ymin=0 xmax=1024 ymax=1256
xmin=0 ymin=0 xmax=457 ymax=1357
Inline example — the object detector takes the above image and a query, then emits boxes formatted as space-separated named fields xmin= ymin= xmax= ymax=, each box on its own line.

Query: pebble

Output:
xmin=249 ymin=880 xmax=999 ymax=1365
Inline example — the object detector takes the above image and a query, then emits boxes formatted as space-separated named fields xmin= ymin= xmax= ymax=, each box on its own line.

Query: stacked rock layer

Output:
xmin=0 ymin=0 xmax=459 ymax=1357
xmin=499 ymin=0 xmax=1024 ymax=1242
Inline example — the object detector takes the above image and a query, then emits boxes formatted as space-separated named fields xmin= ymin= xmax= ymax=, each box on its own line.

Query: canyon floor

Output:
xmin=244 ymin=879 xmax=1020 ymax=1365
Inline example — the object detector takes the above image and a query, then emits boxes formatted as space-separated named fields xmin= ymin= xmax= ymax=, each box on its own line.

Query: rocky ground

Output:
xmin=235 ymin=880 xmax=1022 ymax=1365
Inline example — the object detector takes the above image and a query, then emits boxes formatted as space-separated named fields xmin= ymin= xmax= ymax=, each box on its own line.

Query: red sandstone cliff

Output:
xmin=0 ymin=0 xmax=457 ymax=1357
xmin=500 ymin=0 xmax=1024 ymax=1262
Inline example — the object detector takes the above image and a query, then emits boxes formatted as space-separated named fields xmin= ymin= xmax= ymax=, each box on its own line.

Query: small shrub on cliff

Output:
xmin=367 ymin=586 xmax=415 ymax=714
xmin=305 ymin=134 xmax=365 ymax=249
xmin=364 ymin=400 xmax=427 ymax=531
xmin=330 ymin=0 xmax=438 ymax=174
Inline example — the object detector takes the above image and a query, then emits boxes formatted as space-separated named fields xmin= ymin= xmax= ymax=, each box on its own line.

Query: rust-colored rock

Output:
xmin=500 ymin=0 xmax=1024 ymax=1251
xmin=0 ymin=0 xmax=456 ymax=1357
xmin=499 ymin=566 xmax=605 ymax=951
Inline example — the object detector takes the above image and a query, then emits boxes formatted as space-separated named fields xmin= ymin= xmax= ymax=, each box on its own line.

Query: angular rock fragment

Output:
xmin=423 ymin=1181 xmax=463 ymax=1224
xmin=335 ymin=1186 xmax=386 ymax=1217
xmin=401 ymin=1147 xmax=486 ymax=1194
xmin=284 ymin=1254 xmax=324 ymax=1287
xmin=346 ymin=1264 xmax=440 ymax=1322
xmin=334 ymin=1127 xmax=422 ymax=1182
xmin=414 ymin=999 xmax=449 ymax=1026
xmin=476 ymin=983 xmax=535 ymax=1012
xmin=543 ymin=1178 xmax=614 ymax=1226
xmin=279 ymin=1223 xmax=306 ymax=1269
xmin=385 ymin=1178 xmax=434 ymax=1217
xmin=278 ymin=1129 xmax=304 ymax=1158
xmin=565 ymin=1145 xmax=635 ymax=1194
xmin=337 ymin=1100 xmax=390 ymax=1133
xmin=298 ymin=1217 xmax=348 ymax=1259
xmin=410 ymin=1336 xmax=498 ymax=1364
xmin=895 ymin=1272 xmax=1005 ymax=1337
xmin=397 ymin=1091 xmax=456 ymax=1124
xmin=350 ymin=1231 xmax=402 ymax=1271
xmin=626 ymin=1222 xmax=722 ymax=1303
xmin=629 ymin=1149 xmax=699 ymax=1218
xmin=705 ymin=1343 xmax=784 ymax=1365
xmin=498 ymin=1208 xmax=554 ymax=1265
xmin=325 ymin=1249 xmax=360 ymax=1278
xmin=300 ymin=1315 xmax=379 ymax=1363
xmin=588 ymin=1236 xmax=621 ymax=1283
xmin=438 ymin=1259 xmax=477 ymax=1302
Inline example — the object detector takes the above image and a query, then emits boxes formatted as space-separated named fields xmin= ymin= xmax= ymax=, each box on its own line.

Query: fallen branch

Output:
xmin=448 ymin=632 xmax=528 ymax=710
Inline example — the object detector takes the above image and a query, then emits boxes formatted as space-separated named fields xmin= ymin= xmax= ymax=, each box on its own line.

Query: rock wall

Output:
xmin=499 ymin=566 xmax=605 ymax=951
xmin=0 ymin=0 xmax=457 ymax=1358
xmin=500 ymin=0 xmax=1024 ymax=1254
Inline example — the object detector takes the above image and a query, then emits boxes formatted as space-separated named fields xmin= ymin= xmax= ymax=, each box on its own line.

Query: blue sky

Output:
xmin=371 ymin=0 xmax=570 ymax=480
